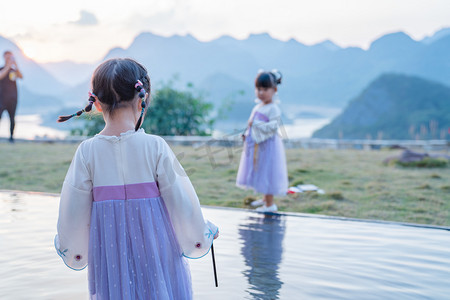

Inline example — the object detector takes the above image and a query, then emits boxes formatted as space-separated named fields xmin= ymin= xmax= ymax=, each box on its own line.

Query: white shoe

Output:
xmin=250 ymin=199 xmax=265 ymax=207
xmin=256 ymin=204 xmax=278 ymax=213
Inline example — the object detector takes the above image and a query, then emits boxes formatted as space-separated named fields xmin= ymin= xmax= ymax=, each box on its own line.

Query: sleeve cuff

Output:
xmin=54 ymin=235 xmax=88 ymax=271
xmin=182 ymin=220 xmax=218 ymax=259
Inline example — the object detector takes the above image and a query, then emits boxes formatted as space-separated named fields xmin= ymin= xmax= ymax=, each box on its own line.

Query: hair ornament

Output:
xmin=270 ymin=69 xmax=282 ymax=85
xmin=135 ymin=79 xmax=146 ymax=99
xmin=88 ymin=91 xmax=99 ymax=103
xmin=134 ymin=80 xmax=143 ymax=89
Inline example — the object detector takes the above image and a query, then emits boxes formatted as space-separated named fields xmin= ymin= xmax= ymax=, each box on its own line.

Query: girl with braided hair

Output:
xmin=55 ymin=58 xmax=218 ymax=299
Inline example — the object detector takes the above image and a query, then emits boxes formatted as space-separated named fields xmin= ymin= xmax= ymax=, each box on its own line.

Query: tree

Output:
xmin=70 ymin=82 xmax=214 ymax=136
xmin=142 ymin=82 xmax=214 ymax=136
xmin=70 ymin=113 xmax=104 ymax=137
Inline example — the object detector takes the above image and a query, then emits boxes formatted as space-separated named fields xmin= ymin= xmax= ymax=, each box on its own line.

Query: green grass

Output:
xmin=0 ymin=143 xmax=75 ymax=192
xmin=1 ymin=142 xmax=449 ymax=226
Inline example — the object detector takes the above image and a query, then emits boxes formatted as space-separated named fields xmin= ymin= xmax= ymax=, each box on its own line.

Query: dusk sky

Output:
xmin=2 ymin=0 xmax=450 ymax=63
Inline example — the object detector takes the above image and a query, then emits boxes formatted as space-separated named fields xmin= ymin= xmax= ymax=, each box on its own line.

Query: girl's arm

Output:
xmin=243 ymin=105 xmax=259 ymax=140
xmin=55 ymin=144 xmax=93 ymax=270
xmin=156 ymin=138 xmax=218 ymax=259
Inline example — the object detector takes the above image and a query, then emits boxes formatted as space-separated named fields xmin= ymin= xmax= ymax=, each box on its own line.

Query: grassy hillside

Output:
xmin=313 ymin=73 xmax=450 ymax=140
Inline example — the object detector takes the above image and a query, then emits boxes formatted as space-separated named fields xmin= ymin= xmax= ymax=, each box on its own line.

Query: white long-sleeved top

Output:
xmin=248 ymin=102 xmax=282 ymax=144
xmin=55 ymin=129 xmax=218 ymax=270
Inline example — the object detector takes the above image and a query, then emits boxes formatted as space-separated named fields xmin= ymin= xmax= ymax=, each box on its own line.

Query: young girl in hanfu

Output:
xmin=236 ymin=70 xmax=288 ymax=213
xmin=55 ymin=58 xmax=218 ymax=299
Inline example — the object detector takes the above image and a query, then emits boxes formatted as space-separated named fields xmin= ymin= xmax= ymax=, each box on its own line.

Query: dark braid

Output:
xmin=57 ymin=94 xmax=96 ymax=123
xmin=134 ymin=79 xmax=147 ymax=131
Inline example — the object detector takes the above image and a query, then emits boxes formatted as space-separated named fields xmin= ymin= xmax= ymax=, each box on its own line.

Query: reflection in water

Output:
xmin=239 ymin=214 xmax=286 ymax=299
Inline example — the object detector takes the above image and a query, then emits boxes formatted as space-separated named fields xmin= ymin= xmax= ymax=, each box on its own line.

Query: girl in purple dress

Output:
xmin=236 ymin=70 xmax=288 ymax=212
xmin=55 ymin=58 xmax=218 ymax=299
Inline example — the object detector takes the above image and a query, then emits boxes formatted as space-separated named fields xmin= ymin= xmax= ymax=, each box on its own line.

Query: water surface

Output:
xmin=1 ymin=191 xmax=449 ymax=299
xmin=0 ymin=115 xmax=66 ymax=140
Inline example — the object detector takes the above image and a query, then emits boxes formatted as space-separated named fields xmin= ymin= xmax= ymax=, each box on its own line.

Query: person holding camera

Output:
xmin=0 ymin=51 xmax=23 ymax=142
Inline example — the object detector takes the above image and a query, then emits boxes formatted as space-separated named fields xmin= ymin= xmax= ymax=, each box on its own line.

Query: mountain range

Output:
xmin=1 ymin=28 xmax=450 ymax=129
xmin=312 ymin=73 xmax=450 ymax=140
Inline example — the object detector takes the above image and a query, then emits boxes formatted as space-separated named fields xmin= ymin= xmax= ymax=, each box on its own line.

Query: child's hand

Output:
xmin=213 ymin=230 xmax=219 ymax=240
xmin=248 ymin=120 xmax=253 ymax=127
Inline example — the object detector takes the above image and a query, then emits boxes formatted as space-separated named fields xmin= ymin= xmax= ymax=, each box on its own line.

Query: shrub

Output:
xmin=329 ymin=191 xmax=344 ymax=200
xmin=395 ymin=158 xmax=448 ymax=168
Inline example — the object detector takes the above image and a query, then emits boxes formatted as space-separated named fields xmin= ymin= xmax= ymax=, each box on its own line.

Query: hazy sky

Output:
xmin=2 ymin=0 xmax=450 ymax=63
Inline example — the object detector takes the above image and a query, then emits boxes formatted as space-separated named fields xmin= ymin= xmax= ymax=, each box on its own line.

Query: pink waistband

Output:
xmin=93 ymin=182 xmax=160 ymax=202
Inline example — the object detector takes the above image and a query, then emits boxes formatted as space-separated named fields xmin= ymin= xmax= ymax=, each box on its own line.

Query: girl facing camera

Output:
xmin=236 ymin=70 xmax=288 ymax=213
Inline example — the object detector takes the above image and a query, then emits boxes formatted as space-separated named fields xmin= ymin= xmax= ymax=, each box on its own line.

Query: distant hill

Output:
xmin=16 ymin=85 xmax=62 ymax=115
xmin=0 ymin=36 xmax=69 ymax=115
xmin=0 ymin=36 xmax=68 ymax=96
xmin=3 ymin=28 xmax=450 ymax=132
xmin=312 ymin=74 xmax=450 ymax=140
xmin=32 ymin=29 xmax=450 ymax=112
xmin=97 ymin=29 xmax=450 ymax=110
xmin=41 ymin=61 xmax=94 ymax=87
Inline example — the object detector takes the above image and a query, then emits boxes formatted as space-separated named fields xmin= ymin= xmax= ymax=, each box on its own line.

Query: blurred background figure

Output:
xmin=0 ymin=51 xmax=23 ymax=142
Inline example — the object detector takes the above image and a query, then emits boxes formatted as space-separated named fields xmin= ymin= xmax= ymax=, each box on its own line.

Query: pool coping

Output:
xmin=2 ymin=189 xmax=449 ymax=232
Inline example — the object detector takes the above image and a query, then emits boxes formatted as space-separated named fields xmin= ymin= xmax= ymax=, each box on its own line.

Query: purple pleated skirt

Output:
xmin=236 ymin=130 xmax=288 ymax=196
xmin=88 ymin=195 xmax=192 ymax=299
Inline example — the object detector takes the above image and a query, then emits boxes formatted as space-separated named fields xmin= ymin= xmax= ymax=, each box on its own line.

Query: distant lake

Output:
xmin=282 ymin=118 xmax=331 ymax=139
xmin=0 ymin=114 xmax=331 ymax=140
xmin=212 ymin=117 xmax=332 ymax=140
xmin=0 ymin=115 xmax=67 ymax=140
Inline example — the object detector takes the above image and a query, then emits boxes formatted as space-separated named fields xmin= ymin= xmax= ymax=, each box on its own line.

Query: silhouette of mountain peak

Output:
xmin=370 ymin=32 xmax=416 ymax=50
xmin=422 ymin=27 xmax=450 ymax=44
xmin=247 ymin=33 xmax=273 ymax=40
xmin=314 ymin=40 xmax=341 ymax=51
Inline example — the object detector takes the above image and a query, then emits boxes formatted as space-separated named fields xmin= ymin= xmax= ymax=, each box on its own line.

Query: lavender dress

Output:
xmin=236 ymin=102 xmax=288 ymax=195
xmin=55 ymin=129 xmax=218 ymax=299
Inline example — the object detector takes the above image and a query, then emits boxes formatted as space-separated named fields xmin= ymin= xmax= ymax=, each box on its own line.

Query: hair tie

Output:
xmin=135 ymin=79 xmax=146 ymax=99
xmin=135 ymin=80 xmax=143 ymax=89
xmin=88 ymin=91 xmax=98 ymax=102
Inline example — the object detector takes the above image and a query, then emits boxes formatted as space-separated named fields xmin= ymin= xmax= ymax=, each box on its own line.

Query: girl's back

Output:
xmin=84 ymin=129 xmax=165 ymax=187
xmin=55 ymin=59 xmax=217 ymax=300
xmin=87 ymin=130 xmax=191 ymax=298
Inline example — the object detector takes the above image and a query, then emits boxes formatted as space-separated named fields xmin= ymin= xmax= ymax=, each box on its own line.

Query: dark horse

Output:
xmin=0 ymin=51 xmax=23 ymax=142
